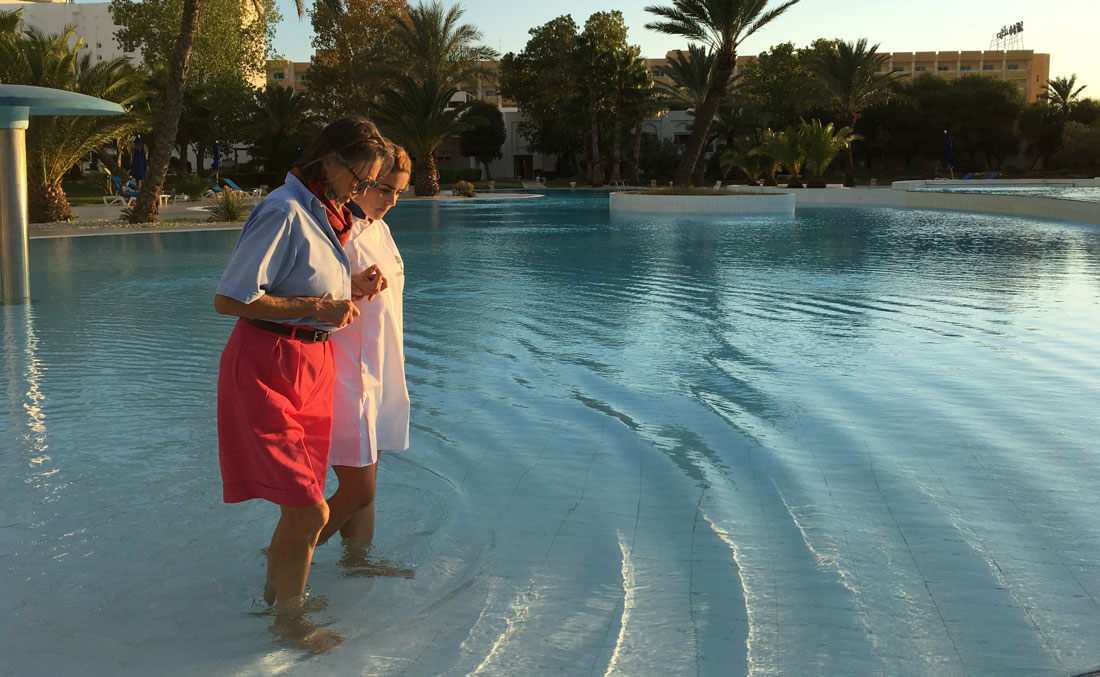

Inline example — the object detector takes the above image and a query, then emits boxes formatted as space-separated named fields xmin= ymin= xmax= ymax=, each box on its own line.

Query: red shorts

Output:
xmin=217 ymin=319 xmax=334 ymax=508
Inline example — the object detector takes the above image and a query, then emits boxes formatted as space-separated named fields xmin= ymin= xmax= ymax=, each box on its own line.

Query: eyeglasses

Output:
xmin=345 ymin=164 xmax=379 ymax=197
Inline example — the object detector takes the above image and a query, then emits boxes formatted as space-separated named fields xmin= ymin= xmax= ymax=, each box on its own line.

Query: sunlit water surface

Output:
xmin=3 ymin=195 xmax=1100 ymax=676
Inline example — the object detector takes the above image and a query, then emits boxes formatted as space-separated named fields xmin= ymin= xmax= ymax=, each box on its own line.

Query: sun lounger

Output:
xmin=222 ymin=178 xmax=264 ymax=198
xmin=961 ymin=173 xmax=976 ymax=180
xmin=982 ymin=172 xmax=1000 ymax=180
xmin=102 ymin=176 xmax=140 ymax=204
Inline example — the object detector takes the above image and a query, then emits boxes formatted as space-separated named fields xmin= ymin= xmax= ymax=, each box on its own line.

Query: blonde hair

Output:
xmin=385 ymin=140 xmax=413 ymax=175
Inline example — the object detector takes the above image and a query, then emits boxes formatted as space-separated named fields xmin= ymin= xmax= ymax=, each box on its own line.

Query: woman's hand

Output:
xmin=313 ymin=299 xmax=359 ymax=329
xmin=351 ymin=265 xmax=388 ymax=302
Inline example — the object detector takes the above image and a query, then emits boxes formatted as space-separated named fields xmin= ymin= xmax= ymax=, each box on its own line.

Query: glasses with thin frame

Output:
xmin=345 ymin=164 xmax=379 ymax=197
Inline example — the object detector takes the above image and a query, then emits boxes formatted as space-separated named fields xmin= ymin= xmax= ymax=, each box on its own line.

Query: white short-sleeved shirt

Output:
xmin=329 ymin=217 xmax=410 ymax=467
xmin=216 ymin=173 xmax=351 ymax=332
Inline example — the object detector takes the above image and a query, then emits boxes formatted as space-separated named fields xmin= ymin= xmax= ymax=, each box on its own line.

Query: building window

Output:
xmin=915 ymin=66 xmax=926 ymax=72
xmin=1008 ymin=64 xmax=1019 ymax=70
xmin=892 ymin=66 xmax=905 ymax=73
xmin=485 ymin=90 xmax=496 ymax=98
xmin=298 ymin=74 xmax=307 ymax=82
xmin=273 ymin=72 xmax=285 ymax=80
xmin=983 ymin=64 xmax=994 ymax=71
xmin=960 ymin=65 xmax=972 ymax=71
xmin=652 ymin=68 xmax=663 ymax=77
xmin=937 ymin=65 xmax=949 ymax=72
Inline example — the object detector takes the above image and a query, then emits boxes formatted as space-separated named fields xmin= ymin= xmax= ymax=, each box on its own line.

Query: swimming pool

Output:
xmin=911 ymin=184 xmax=1100 ymax=203
xmin=3 ymin=195 xmax=1100 ymax=675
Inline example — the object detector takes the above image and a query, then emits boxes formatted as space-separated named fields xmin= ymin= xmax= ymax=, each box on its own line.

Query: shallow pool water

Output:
xmin=3 ymin=195 xmax=1100 ymax=675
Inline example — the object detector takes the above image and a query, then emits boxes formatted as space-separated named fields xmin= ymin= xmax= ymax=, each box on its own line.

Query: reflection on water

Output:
xmin=1 ymin=200 xmax=1100 ymax=675
xmin=2 ymin=303 xmax=51 ymax=479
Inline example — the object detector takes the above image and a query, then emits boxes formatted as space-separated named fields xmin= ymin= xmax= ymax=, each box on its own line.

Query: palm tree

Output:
xmin=249 ymin=85 xmax=321 ymax=175
xmin=1042 ymin=74 xmax=1087 ymax=122
xmin=0 ymin=7 xmax=22 ymax=33
xmin=719 ymin=144 xmax=764 ymax=185
xmin=129 ymin=0 xmax=341 ymax=223
xmin=0 ymin=26 xmax=147 ymax=222
xmin=629 ymin=80 xmax=668 ymax=186
xmin=761 ymin=126 xmax=806 ymax=187
xmin=609 ymin=51 xmax=650 ymax=184
xmin=658 ymin=43 xmax=715 ymax=111
xmin=800 ymin=118 xmax=859 ymax=188
xmin=645 ymin=0 xmax=802 ymax=186
xmin=376 ymin=74 xmax=466 ymax=196
xmin=807 ymin=38 xmax=894 ymax=186
xmin=392 ymin=1 xmax=497 ymax=87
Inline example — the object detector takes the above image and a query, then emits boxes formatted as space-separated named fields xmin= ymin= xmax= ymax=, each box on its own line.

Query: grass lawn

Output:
xmin=62 ymin=179 xmax=111 ymax=205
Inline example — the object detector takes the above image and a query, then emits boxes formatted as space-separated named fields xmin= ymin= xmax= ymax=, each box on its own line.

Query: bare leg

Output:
xmin=266 ymin=501 xmax=343 ymax=652
xmin=340 ymin=462 xmax=378 ymax=542
xmin=317 ymin=462 xmax=378 ymax=546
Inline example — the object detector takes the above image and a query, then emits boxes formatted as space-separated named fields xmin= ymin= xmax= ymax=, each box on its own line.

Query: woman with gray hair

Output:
xmin=214 ymin=116 xmax=392 ymax=651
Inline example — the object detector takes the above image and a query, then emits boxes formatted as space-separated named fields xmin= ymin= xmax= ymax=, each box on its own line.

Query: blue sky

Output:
xmin=267 ymin=0 xmax=1096 ymax=93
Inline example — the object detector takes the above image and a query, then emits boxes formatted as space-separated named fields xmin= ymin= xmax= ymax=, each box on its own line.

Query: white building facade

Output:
xmin=0 ymin=0 xmax=137 ymax=65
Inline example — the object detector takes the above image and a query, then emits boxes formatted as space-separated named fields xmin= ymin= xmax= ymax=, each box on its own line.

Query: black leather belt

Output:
xmin=244 ymin=318 xmax=331 ymax=342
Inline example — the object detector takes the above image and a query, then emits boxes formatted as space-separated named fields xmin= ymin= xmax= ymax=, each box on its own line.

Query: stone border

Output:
xmin=610 ymin=191 xmax=795 ymax=216
xmin=721 ymin=182 xmax=1100 ymax=227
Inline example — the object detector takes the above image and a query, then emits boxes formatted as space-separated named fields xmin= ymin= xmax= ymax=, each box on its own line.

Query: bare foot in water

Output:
xmin=338 ymin=542 xmax=415 ymax=579
xmin=253 ymin=592 xmax=329 ymax=616
xmin=271 ymin=609 xmax=343 ymax=654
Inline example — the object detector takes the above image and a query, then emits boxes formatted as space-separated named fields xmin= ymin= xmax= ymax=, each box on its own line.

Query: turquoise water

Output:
xmin=912 ymin=184 xmax=1100 ymax=202
xmin=3 ymin=195 xmax=1100 ymax=675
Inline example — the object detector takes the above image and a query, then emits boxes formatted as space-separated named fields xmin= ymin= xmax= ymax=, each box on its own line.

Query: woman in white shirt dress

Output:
xmin=318 ymin=143 xmax=412 ymax=551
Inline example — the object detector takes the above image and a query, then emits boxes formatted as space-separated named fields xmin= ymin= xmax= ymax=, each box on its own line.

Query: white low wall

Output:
xmin=610 ymin=191 xmax=795 ymax=216
xmin=721 ymin=184 xmax=1100 ymax=226
xmin=893 ymin=178 xmax=1100 ymax=190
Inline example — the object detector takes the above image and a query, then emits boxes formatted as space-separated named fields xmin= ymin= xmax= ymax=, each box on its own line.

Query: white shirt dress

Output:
xmin=329 ymin=217 xmax=410 ymax=467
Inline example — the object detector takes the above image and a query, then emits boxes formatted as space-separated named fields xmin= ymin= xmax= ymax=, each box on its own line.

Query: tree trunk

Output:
xmin=413 ymin=154 xmax=439 ymax=196
xmin=28 ymin=181 xmax=73 ymax=224
xmin=481 ymin=160 xmax=492 ymax=181
xmin=673 ymin=44 xmax=736 ymax=186
xmin=843 ymin=145 xmax=855 ymax=187
xmin=130 ymin=0 xmax=201 ymax=223
xmin=588 ymin=95 xmax=604 ymax=186
xmin=630 ymin=116 xmax=643 ymax=185
xmin=583 ymin=131 xmax=592 ymax=183
xmin=609 ymin=100 xmax=623 ymax=184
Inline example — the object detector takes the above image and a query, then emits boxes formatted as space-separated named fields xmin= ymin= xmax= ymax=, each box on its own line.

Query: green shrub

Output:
xmin=208 ymin=191 xmax=250 ymax=222
xmin=452 ymin=180 xmax=477 ymax=197
xmin=167 ymin=173 xmax=207 ymax=201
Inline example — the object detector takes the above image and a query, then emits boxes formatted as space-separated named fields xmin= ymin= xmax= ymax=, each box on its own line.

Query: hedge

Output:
xmin=437 ymin=168 xmax=482 ymax=183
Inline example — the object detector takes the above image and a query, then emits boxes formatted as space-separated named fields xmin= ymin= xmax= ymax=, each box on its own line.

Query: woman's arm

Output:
xmin=214 ymin=294 xmax=359 ymax=329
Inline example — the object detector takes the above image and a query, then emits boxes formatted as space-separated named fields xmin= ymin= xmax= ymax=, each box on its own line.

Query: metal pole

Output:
xmin=0 ymin=126 xmax=30 ymax=305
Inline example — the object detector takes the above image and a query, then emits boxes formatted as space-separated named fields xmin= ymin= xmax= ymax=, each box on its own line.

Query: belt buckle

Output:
xmin=313 ymin=330 xmax=326 ymax=342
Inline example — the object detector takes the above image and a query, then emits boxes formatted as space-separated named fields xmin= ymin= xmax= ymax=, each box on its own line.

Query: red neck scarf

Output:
xmin=292 ymin=168 xmax=354 ymax=246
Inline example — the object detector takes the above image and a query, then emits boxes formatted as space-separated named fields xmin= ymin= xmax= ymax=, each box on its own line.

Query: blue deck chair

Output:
xmin=982 ymin=172 xmax=1000 ymax=180
xmin=103 ymin=176 xmax=139 ymax=205
xmin=222 ymin=178 xmax=263 ymax=198
xmin=960 ymin=172 xmax=976 ymax=180
xmin=202 ymin=179 xmax=224 ymax=199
